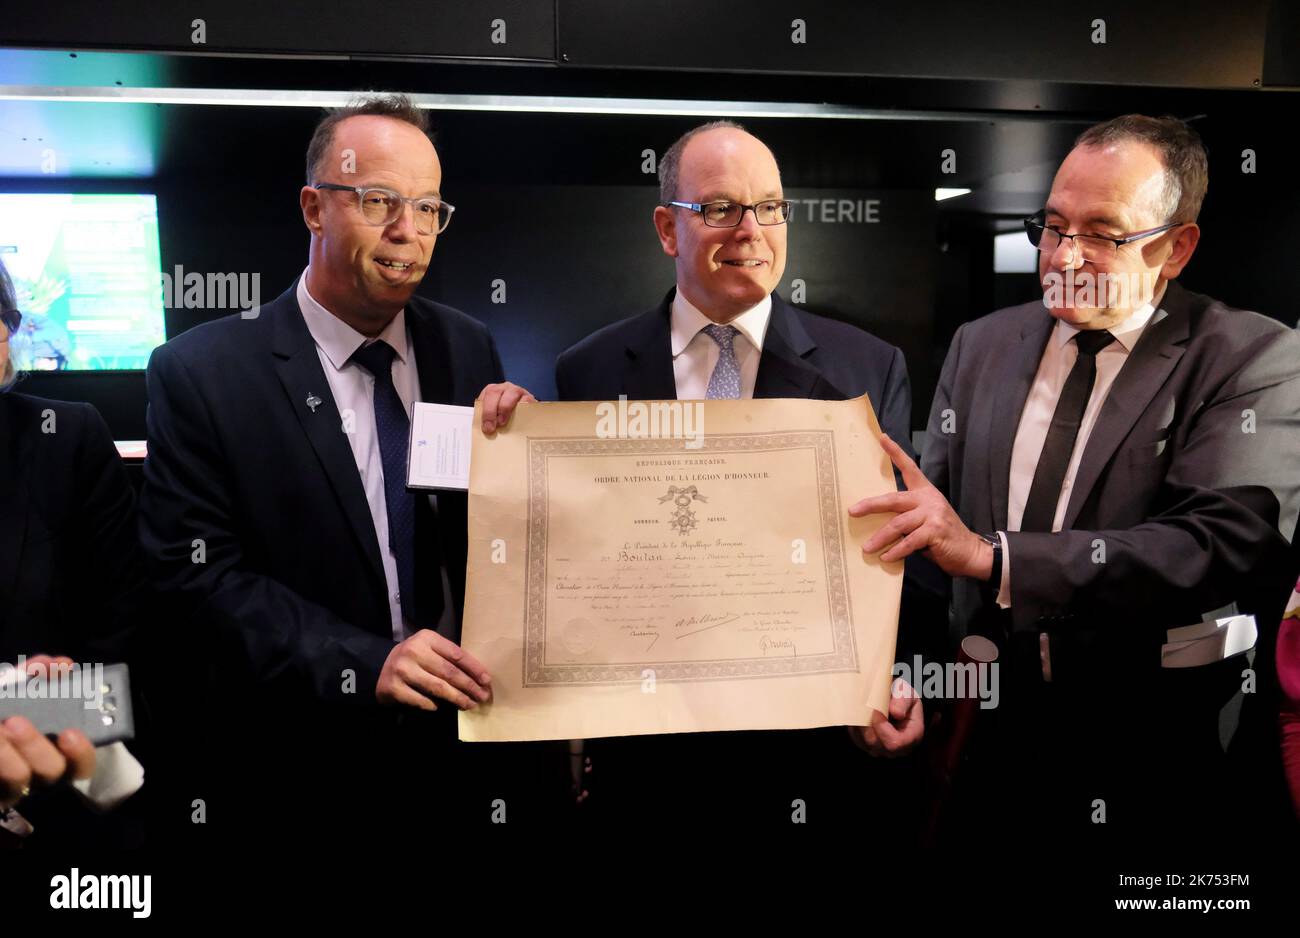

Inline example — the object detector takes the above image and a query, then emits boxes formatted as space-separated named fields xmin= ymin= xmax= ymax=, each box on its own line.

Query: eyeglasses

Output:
xmin=663 ymin=199 xmax=792 ymax=228
xmin=314 ymin=183 xmax=455 ymax=235
xmin=1024 ymin=211 xmax=1185 ymax=264
xmin=1 ymin=307 xmax=20 ymax=337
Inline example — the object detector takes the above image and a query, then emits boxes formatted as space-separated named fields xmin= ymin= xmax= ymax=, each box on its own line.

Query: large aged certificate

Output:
xmin=458 ymin=394 xmax=902 ymax=742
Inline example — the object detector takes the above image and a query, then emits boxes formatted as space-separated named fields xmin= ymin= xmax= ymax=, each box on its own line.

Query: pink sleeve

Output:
xmin=1277 ymin=578 xmax=1300 ymax=817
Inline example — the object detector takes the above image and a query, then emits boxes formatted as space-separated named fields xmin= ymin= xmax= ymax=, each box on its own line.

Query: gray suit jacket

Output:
xmin=923 ymin=281 xmax=1300 ymax=702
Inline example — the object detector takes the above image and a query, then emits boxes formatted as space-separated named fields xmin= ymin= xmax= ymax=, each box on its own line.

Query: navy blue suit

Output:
xmin=138 ymin=281 xmax=566 ymax=836
xmin=557 ymin=289 xmax=915 ymax=449
xmin=555 ymin=288 xmax=936 ymax=831
xmin=139 ymin=280 xmax=501 ymax=700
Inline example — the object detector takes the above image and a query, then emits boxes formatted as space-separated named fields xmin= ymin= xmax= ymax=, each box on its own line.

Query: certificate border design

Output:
xmin=523 ymin=432 xmax=858 ymax=686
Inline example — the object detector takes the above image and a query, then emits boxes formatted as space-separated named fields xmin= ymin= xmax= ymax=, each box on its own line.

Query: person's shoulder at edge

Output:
xmin=147 ymin=296 xmax=279 ymax=371
xmin=2 ymin=391 xmax=101 ymax=444
xmin=951 ymin=295 xmax=1047 ymax=345
xmin=1177 ymin=285 xmax=1300 ymax=353
xmin=783 ymin=299 xmax=904 ymax=361
xmin=558 ymin=302 xmax=665 ymax=366
xmin=406 ymin=292 xmax=494 ymax=344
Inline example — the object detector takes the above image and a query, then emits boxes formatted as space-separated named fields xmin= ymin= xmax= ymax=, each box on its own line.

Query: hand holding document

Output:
xmin=458 ymin=394 xmax=903 ymax=742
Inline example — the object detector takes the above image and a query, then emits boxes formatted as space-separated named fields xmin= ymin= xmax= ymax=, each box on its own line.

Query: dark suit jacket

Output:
xmin=554 ymin=289 xmax=931 ymax=830
xmin=557 ymin=289 xmax=914 ymax=446
xmin=0 ymin=392 xmax=149 ymax=846
xmin=0 ymin=393 xmax=144 ymax=665
xmin=922 ymin=280 xmax=1300 ymax=835
xmin=137 ymin=282 xmax=567 ymax=837
xmin=138 ymin=280 xmax=502 ymax=701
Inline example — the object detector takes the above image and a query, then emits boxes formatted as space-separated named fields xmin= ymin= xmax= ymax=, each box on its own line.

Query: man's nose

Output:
xmin=733 ymin=207 xmax=762 ymax=240
xmin=1048 ymin=235 xmax=1082 ymax=270
xmin=386 ymin=201 xmax=420 ymax=240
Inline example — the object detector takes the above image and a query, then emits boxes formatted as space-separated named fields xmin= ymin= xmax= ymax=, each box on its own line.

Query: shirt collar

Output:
xmin=297 ymin=268 xmax=410 ymax=371
xmin=1052 ymin=281 xmax=1166 ymax=353
xmin=669 ymin=288 xmax=773 ymax=358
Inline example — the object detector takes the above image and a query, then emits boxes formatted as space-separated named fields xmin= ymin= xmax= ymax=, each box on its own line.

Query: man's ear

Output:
xmin=301 ymin=186 xmax=323 ymax=235
xmin=653 ymin=205 xmax=678 ymax=258
xmin=1159 ymin=223 xmax=1200 ymax=280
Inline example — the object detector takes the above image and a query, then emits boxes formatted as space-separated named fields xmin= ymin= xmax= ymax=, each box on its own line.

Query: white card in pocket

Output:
xmin=1161 ymin=614 xmax=1256 ymax=669
xmin=407 ymin=402 xmax=474 ymax=491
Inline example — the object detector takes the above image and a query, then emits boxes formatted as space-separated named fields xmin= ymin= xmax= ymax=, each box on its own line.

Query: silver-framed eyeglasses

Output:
xmin=314 ymin=183 xmax=455 ymax=235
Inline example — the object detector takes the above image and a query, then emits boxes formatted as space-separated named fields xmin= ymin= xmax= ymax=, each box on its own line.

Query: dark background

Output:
xmin=2 ymin=1 xmax=1298 ymax=441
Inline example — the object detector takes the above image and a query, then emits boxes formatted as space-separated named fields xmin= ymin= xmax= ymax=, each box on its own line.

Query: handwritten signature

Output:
xmin=674 ymin=612 xmax=740 ymax=639
xmin=759 ymin=636 xmax=797 ymax=656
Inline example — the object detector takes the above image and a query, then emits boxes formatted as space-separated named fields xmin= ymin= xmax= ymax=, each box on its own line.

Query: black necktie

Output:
xmin=1019 ymin=329 xmax=1116 ymax=532
xmin=349 ymin=340 xmax=420 ymax=628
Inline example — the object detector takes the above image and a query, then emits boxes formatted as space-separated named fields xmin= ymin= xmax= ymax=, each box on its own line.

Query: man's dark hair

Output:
xmin=658 ymin=119 xmax=750 ymax=203
xmin=1074 ymin=114 xmax=1209 ymax=223
xmin=305 ymin=93 xmax=433 ymax=185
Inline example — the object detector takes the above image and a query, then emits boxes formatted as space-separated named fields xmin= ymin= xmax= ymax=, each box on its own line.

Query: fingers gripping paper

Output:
xmin=458 ymin=394 xmax=902 ymax=742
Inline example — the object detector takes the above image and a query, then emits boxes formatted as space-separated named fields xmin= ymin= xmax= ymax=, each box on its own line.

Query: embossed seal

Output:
xmin=562 ymin=618 xmax=598 ymax=656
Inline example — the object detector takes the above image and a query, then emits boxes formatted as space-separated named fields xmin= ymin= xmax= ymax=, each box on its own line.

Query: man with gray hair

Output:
xmin=853 ymin=114 xmax=1300 ymax=849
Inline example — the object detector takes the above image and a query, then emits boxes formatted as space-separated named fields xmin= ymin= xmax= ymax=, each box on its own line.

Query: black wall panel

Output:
xmin=1 ymin=0 xmax=556 ymax=61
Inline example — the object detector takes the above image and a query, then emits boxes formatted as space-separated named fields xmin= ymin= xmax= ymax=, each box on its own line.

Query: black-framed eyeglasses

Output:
xmin=314 ymin=183 xmax=455 ymax=235
xmin=1024 ymin=210 xmax=1185 ymax=264
xmin=1 ymin=307 xmax=20 ymax=337
xmin=663 ymin=199 xmax=792 ymax=228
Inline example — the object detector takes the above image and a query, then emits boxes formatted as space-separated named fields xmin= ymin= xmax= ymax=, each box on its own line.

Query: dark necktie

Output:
xmin=350 ymin=340 xmax=419 ymax=627
xmin=1019 ymin=329 xmax=1116 ymax=532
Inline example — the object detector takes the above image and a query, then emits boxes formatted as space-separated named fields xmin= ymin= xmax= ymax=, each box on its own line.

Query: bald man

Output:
xmin=556 ymin=121 xmax=934 ymax=830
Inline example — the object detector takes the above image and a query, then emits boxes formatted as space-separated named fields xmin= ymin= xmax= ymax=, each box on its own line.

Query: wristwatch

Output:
xmin=978 ymin=532 xmax=1002 ymax=588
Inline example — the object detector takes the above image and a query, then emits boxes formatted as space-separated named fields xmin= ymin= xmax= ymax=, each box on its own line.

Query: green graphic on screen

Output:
xmin=0 ymin=193 xmax=166 ymax=371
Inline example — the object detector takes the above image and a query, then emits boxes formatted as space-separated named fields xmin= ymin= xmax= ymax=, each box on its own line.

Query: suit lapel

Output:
xmin=754 ymin=295 xmax=822 ymax=400
xmin=623 ymin=290 xmax=679 ymax=400
xmin=406 ymin=303 xmax=454 ymax=405
xmin=1061 ymin=283 xmax=1189 ymax=529
xmin=0 ymin=395 xmax=33 ymax=606
xmin=269 ymin=282 xmax=386 ymax=594
xmin=989 ymin=309 xmax=1055 ymax=530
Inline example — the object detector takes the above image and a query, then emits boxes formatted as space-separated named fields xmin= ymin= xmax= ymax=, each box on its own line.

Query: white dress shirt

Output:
xmin=997 ymin=292 xmax=1162 ymax=608
xmin=670 ymin=290 xmax=773 ymax=399
xmin=297 ymin=270 xmax=452 ymax=642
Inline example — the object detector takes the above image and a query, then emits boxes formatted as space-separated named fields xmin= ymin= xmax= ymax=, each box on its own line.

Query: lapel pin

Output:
xmin=306 ymin=393 xmax=322 ymax=413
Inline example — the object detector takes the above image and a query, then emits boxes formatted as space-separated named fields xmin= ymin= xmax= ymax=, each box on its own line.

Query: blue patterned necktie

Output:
xmin=349 ymin=340 xmax=418 ymax=626
xmin=702 ymin=323 xmax=742 ymax=399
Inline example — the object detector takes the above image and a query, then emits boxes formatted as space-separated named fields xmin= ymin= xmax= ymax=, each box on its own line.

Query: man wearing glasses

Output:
xmin=853 ymin=114 xmax=1300 ymax=849
xmin=138 ymin=94 xmax=553 ymax=840
xmin=556 ymin=122 xmax=931 ymax=829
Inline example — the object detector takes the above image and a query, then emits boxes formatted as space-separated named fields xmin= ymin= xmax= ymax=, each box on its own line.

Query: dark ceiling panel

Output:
xmin=1 ymin=0 xmax=556 ymax=61
xmin=558 ymin=0 xmax=1268 ymax=90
